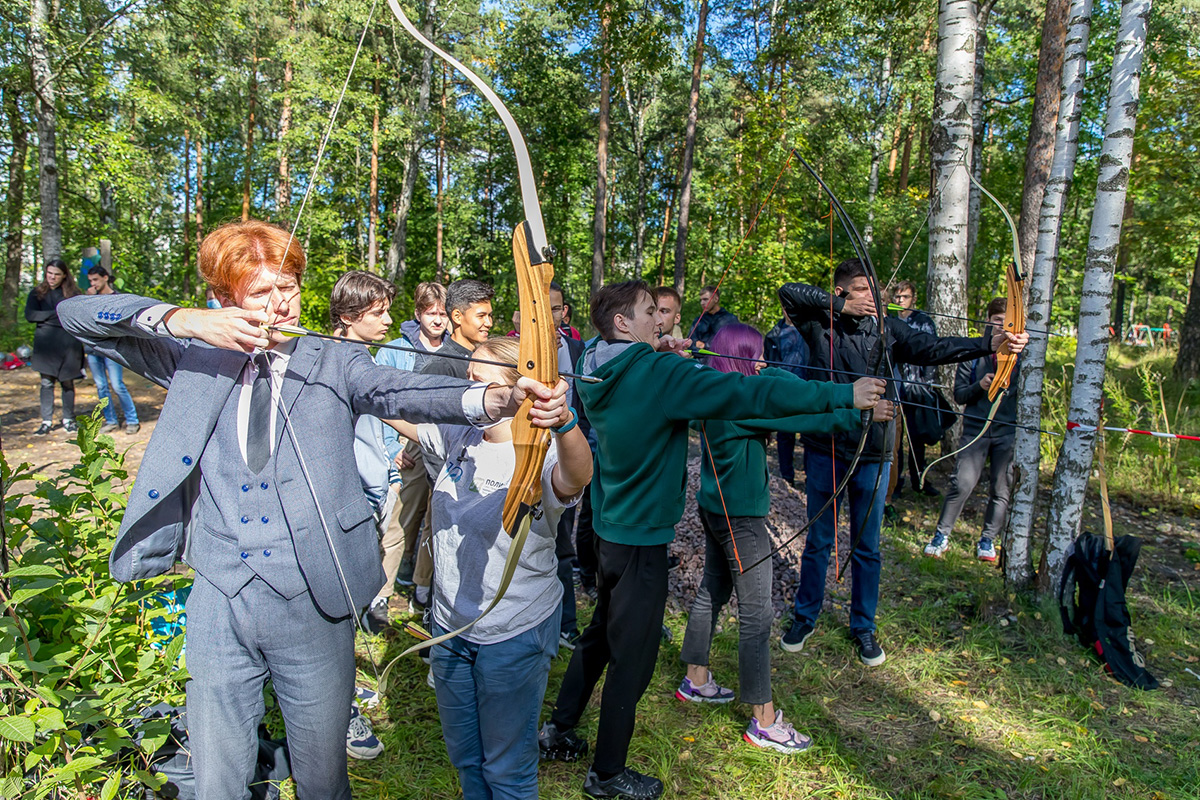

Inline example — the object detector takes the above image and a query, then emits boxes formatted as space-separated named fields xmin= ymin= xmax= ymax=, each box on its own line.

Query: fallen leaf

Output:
xmin=887 ymin=755 xmax=897 ymax=764
xmin=1135 ymin=735 xmax=1149 ymax=743
xmin=972 ymin=701 xmax=988 ymax=710
xmin=929 ymin=710 xmax=942 ymax=722
xmin=1113 ymin=778 xmax=1127 ymax=787
xmin=1056 ymin=657 xmax=1068 ymax=666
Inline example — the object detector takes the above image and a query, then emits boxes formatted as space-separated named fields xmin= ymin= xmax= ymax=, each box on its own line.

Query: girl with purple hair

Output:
xmin=675 ymin=322 xmax=862 ymax=753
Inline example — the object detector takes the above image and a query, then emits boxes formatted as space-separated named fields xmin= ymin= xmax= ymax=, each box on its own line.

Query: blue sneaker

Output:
xmin=977 ymin=537 xmax=997 ymax=562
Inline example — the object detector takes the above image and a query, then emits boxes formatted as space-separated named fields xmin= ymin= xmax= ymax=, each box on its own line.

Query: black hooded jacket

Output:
xmin=778 ymin=282 xmax=994 ymax=463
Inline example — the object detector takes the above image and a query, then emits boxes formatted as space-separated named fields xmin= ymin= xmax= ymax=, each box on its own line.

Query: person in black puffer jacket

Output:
xmin=25 ymin=258 xmax=84 ymax=435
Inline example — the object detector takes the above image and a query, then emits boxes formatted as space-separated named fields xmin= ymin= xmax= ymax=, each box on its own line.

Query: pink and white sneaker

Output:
xmin=675 ymin=672 xmax=734 ymax=703
xmin=744 ymin=711 xmax=812 ymax=754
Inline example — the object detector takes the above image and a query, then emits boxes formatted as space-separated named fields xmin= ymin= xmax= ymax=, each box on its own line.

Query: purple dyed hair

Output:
xmin=707 ymin=323 xmax=763 ymax=376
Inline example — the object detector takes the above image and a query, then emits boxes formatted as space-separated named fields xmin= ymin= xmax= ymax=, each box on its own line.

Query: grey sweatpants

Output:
xmin=934 ymin=432 xmax=1015 ymax=542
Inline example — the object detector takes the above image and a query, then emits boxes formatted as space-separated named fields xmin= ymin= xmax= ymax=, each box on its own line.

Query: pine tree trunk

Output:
xmin=1040 ymin=0 xmax=1151 ymax=595
xmin=965 ymin=0 xmax=997 ymax=272
xmin=184 ymin=128 xmax=193 ymax=294
xmin=1174 ymin=242 xmax=1200 ymax=380
xmin=4 ymin=90 xmax=27 ymax=330
xmin=865 ymin=55 xmax=892 ymax=245
xmin=591 ymin=6 xmax=611 ymax=299
xmin=1017 ymin=0 xmax=1072 ymax=278
xmin=29 ymin=0 xmax=62 ymax=262
xmin=242 ymin=44 xmax=258 ymax=222
xmin=1006 ymin=0 xmax=1093 ymax=590
xmin=195 ymin=133 xmax=205 ymax=279
xmin=368 ymin=77 xmax=380 ymax=273
xmin=387 ymin=0 xmax=436 ymax=284
xmin=621 ymin=76 xmax=649 ymax=277
xmin=673 ymin=0 xmax=709 ymax=295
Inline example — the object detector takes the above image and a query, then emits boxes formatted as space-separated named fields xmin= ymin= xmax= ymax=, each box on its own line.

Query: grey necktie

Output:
xmin=245 ymin=353 xmax=272 ymax=473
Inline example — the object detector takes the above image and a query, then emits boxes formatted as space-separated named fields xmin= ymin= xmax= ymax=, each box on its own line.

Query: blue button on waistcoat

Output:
xmin=182 ymin=456 xmax=192 ymax=466
xmin=148 ymin=489 xmax=159 ymax=499
xmin=260 ymin=482 xmax=269 ymax=490
xmin=261 ymin=516 xmax=269 ymax=524
xmin=240 ymin=551 xmax=249 ymax=559
xmin=241 ymin=515 xmax=250 ymax=524
xmin=263 ymin=550 xmax=271 ymax=557
xmin=242 ymin=484 xmax=251 ymax=492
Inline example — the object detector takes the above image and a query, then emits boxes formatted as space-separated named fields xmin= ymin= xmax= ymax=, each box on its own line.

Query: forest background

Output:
xmin=2 ymin=0 xmax=1197 ymax=339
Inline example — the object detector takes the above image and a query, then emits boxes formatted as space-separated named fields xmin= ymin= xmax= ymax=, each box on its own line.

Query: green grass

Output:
xmin=342 ymin=503 xmax=1200 ymax=799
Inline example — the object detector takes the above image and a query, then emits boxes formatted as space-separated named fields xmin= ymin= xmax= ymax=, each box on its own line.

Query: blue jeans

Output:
xmin=431 ymin=611 xmax=559 ymax=800
xmin=792 ymin=449 xmax=890 ymax=634
xmin=88 ymin=354 xmax=138 ymax=425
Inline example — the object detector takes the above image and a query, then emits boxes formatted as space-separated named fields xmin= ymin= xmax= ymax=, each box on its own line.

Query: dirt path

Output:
xmin=1 ymin=366 xmax=166 ymax=491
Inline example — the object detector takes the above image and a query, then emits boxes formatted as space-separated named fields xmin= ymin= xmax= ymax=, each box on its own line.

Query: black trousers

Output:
xmin=574 ymin=485 xmax=597 ymax=589
xmin=550 ymin=539 xmax=668 ymax=775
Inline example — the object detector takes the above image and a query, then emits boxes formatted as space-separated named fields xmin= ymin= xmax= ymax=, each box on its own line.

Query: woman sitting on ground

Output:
xmin=388 ymin=336 xmax=592 ymax=799
xmin=676 ymin=322 xmax=861 ymax=753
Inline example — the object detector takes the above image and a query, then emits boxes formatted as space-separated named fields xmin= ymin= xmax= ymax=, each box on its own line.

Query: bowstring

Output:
xmin=260 ymin=0 xmax=384 ymax=686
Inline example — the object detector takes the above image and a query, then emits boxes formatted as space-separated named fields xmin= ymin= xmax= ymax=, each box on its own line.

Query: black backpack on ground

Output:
xmin=138 ymin=704 xmax=291 ymax=799
xmin=1058 ymin=532 xmax=1158 ymax=690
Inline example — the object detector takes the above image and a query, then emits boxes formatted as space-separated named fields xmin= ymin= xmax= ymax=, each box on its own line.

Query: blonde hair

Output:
xmin=471 ymin=337 xmax=521 ymax=386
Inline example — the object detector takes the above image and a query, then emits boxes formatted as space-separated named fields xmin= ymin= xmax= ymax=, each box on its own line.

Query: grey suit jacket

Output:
xmin=59 ymin=293 xmax=478 ymax=618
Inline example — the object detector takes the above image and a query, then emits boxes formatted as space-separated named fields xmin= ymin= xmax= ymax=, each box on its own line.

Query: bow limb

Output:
xmin=382 ymin=3 xmax=556 ymax=669
xmin=965 ymin=169 xmax=1026 ymax=403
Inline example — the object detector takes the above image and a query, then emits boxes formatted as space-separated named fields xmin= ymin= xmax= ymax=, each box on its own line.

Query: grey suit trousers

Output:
xmin=186 ymin=574 xmax=354 ymax=800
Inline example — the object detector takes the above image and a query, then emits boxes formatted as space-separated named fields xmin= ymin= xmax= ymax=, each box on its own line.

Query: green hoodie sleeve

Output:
xmin=656 ymin=359 xmax=855 ymax=423
xmin=729 ymin=408 xmax=862 ymax=437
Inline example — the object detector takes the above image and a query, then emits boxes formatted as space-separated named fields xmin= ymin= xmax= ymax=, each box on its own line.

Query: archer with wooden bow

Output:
xmin=919 ymin=172 xmax=1028 ymax=489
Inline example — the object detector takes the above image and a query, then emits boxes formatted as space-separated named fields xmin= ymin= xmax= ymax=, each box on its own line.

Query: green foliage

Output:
xmin=1 ymin=412 xmax=188 ymax=798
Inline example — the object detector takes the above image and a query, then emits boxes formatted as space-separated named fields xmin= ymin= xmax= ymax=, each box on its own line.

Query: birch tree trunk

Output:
xmin=1017 ymin=0 xmax=1072 ymax=277
xmin=1040 ymin=0 xmax=1151 ymax=595
xmin=673 ymin=0 xmax=709 ymax=296
xmin=184 ymin=128 xmax=193 ymax=284
xmin=621 ymin=76 xmax=650 ymax=277
xmin=4 ymin=90 xmax=27 ymax=330
xmin=386 ymin=0 xmax=436 ymax=284
xmin=277 ymin=59 xmax=293 ymax=213
xmin=927 ymin=0 xmax=975 ymax=388
xmin=591 ymin=6 xmax=611 ymax=299
xmin=29 ymin=0 xmax=62 ymax=262
xmin=1006 ymin=0 xmax=1093 ymax=589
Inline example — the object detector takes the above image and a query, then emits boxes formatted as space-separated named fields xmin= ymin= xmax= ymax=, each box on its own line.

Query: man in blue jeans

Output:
xmin=777 ymin=261 xmax=1028 ymax=666
xmin=86 ymin=266 xmax=140 ymax=434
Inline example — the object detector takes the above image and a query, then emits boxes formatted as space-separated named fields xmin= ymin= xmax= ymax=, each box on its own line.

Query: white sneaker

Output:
xmin=924 ymin=532 xmax=950 ymax=558
xmin=346 ymin=704 xmax=383 ymax=759
xmin=426 ymin=669 xmax=436 ymax=690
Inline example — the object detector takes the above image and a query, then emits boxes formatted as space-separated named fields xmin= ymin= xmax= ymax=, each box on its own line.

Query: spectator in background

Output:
xmin=85 ymin=266 xmax=141 ymax=434
xmin=424 ymin=279 xmax=495 ymax=380
xmin=763 ymin=310 xmax=809 ymax=486
xmin=377 ymin=282 xmax=447 ymax=603
xmin=327 ymin=270 xmax=394 ymax=760
xmin=25 ymin=258 xmax=84 ymax=435
xmin=654 ymin=286 xmax=684 ymax=340
xmin=924 ymin=298 xmax=1020 ymax=564
xmin=560 ymin=297 xmax=582 ymax=341
xmin=689 ymin=285 xmax=738 ymax=350
xmin=507 ymin=308 xmax=521 ymax=337
xmin=890 ymin=281 xmax=941 ymax=497
xmin=550 ymin=281 xmax=589 ymax=650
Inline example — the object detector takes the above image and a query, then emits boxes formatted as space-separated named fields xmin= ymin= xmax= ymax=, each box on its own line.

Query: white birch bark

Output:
xmin=1040 ymin=0 xmax=1151 ymax=594
xmin=864 ymin=54 xmax=892 ymax=246
xmin=1005 ymin=0 xmax=1093 ymax=589
xmin=927 ymin=0 xmax=975 ymax=435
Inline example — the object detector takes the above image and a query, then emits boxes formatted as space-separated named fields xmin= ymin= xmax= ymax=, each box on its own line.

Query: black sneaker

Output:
xmin=538 ymin=722 xmax=588 ymax=762
xmin=854 ymin=630 xmax=886 ymax=666
xmin=360 ymin=598 xmax=390 ymax=635
xmin=780 ymin=619 xmax=814 ymax=653
xmin=583 ymin=767 xmax=664 ymax=800
xmin=34 ymin=422 xmax=53 ymax=436
xmin=62 ymin=419 xmax=78 ymax=434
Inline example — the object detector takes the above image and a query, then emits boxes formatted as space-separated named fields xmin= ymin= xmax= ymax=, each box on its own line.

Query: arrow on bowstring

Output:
xmin=268 ymin=324 xmax=601 ymax=383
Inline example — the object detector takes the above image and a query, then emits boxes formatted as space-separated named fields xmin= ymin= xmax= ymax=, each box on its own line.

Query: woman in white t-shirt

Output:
xmin=389 ymin=336 xmax=592 ymax=800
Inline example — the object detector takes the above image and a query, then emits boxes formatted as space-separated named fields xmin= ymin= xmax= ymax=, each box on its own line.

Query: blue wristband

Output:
xmin=551 ymin=409 xmax=578 ymax=435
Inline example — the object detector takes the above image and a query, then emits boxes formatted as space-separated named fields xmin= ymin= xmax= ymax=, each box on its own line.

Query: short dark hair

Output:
xmin=446 ymin=279 xmax=495 ymax=319
xmin=833 ymin=258 xmax=868 ymax=290
xmin=986 ymin=297 xmax=1007 ymax=319
xmin=654 ymin=286 xmax=681 ymax=306
xmin=591 ymin=280 xmax=651 ymax=339
xmin=413 ymin=281 xmax=447 ymax=314
xmin=701 ymin=285 xmax=718 ymax=295
xmin=891 ymin=280 xmax=916 ymax=299
xmin=329 ymin=271 xmax=396 ymax=330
